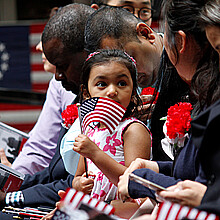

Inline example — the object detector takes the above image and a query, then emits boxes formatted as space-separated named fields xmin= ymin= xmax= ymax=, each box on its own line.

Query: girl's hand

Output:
xmin=72 ymin=171 xmax=95 ymax=195
xmin=157 ymin=180 xmax=207 ymax=207
xmin=73 ymin=134 xmax=99 ymax=159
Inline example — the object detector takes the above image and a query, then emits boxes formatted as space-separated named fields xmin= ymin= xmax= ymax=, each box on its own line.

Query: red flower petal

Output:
xmin=61 ymin=104 xmax=79 ymax=129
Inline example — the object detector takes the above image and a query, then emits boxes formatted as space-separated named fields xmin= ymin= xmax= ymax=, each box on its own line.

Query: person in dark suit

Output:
xmin=117 ymin=0 xmax=220 ymax=203
xmin=143 ymin=0 xmax=220 ymax=218
xmin=0 ymin=3 xmax=95 ymax=211
xmin=164 ymin=0 xmax=220 ymax=215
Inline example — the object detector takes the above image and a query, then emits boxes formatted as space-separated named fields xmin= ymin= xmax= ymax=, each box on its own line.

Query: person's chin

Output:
xmin=62 ymin=82 xmax=79 ymax=94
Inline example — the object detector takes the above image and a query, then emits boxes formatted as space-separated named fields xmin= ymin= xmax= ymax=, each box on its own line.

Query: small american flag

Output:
xmin=60 ymin=188 xmax=115 ymax=216
xmin=156 ymin=201 xmax=219 ymax=220
xmin=79 ymin=97 xmax=126 ymax=134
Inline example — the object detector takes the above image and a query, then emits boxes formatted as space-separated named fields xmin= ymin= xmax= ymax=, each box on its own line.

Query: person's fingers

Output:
xmin=167 ymin=184 xmax=182 ymax=192
xmin=58 ymin=190 xmax=66 ymax=199
xmin=180 ymin=180 xmax=200 ymax=189
xmin=0 ymin=148 xmax=12 ymax=167
xmin=158 ymin=189 xmax=181 ymax=200
xmin=140 ymin=95 xmax=154 ymax=103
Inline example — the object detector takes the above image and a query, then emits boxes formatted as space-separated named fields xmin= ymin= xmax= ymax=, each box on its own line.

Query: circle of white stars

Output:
xmin=0 ymin=42 xmax=10 ymax=80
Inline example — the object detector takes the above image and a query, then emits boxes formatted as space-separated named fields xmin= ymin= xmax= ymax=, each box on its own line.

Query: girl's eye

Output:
xmin=96 ymin=82 xmax=107 ymax=87
xmin=118 ymin=81 xmax=127 ymax=86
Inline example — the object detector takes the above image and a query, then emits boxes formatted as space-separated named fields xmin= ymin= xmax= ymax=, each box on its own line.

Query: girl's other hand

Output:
xmin=157 ymin=180 xmax=207 ymax=207
xmin=72 ymin=171 xmax=95 ymax=195
xmin=73 ymin=134 xmax=99 ymax=159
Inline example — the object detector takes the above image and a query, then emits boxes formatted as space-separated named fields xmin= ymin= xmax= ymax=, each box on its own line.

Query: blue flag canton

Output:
xmin=0 ymin=25 xmax=31 ymax=90
xmin=80 ymin=97 xmax=99 ymax=122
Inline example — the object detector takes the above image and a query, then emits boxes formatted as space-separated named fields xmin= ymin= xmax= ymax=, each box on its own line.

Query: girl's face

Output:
xmin=205 ymin=25 xmax=220 ymax=69
xmin=86 ymin=61 xmax=134 ymax=109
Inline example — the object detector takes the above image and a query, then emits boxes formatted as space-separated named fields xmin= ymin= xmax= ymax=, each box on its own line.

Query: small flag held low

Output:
xmin=79 ymin=97 xmax=126 ymax=134
xmin=60 ymin=188 xmax=115 ymax=216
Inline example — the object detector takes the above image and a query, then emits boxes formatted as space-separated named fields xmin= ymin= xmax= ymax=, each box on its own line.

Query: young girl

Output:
xmin=72 ymin=49 xmax=151 ymax=202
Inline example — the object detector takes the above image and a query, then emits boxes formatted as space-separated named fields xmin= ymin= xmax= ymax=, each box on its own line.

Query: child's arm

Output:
xmin=73 ymin=122 xmax=151 ymax=186
xmin=123 ymin=122 xmax=151 ymax=167
xmin=72 ymin=155 xmax=94 ymax=195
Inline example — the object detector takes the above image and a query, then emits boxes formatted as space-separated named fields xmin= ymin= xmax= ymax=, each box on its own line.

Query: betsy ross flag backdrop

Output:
xmin=0 ymin=23 xmax=53 ymax=132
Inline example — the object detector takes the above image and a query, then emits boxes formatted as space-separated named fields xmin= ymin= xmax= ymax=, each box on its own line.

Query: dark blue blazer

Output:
xmin=192 ymin=99 xmax=220 ymax=216
xmin=128 ymin=136 xmax=207 ymax=200
xmin=20 ymin=122 xmax=74 ymax=208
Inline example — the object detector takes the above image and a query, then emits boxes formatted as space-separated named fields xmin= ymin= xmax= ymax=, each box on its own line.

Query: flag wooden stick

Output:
xmin=76 ymin=103 xmax=88 ymax=178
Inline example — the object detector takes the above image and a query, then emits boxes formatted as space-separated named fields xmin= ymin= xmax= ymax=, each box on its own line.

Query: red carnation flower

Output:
xmin=141 ymin=87 xmax=159 ymax=104
xmin=166 ymin=102 xmax=192 ymax=140
xmin=61 ymin=104 xmax=79 ymax=129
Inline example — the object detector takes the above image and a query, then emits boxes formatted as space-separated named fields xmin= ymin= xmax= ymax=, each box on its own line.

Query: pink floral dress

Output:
xmin=86 ymin=117 xmax=150 ymax=202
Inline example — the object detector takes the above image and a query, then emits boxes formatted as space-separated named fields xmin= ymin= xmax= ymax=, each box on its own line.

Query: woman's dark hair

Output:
xmin=191 ymin=0 xmax=220 ymax=112
xmin=199 ymin=0 xmax=220 ymax=29
xmin=161 ymin=0 xmax=207 ymax=63
xmin=191 ymin=47 xmax=219 ymax=112
xmin=81 ymin=49 xmax=142 ymax=119
xmin=151 ymin=50 xmax=191 ymax=161
xmin=150 ymin=0 xmax=208 ymax=161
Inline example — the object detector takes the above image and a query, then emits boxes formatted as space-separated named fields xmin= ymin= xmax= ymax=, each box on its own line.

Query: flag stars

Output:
xmin=1 ymin=63 xmax=9 ymax=71
xmin=0 ymin=42 xmax=10 ymax=78
xmin=1 ymin=52 xmax=9 ymax=61
xmin=0 ymin=43 xmax=6 ymax=52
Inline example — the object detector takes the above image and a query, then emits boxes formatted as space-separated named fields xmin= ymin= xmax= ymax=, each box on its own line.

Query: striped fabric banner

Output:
xmin=156 ymin=201 xmax=219 ymax=220
xmin=29 ymin=23 xmax=53 ymax=92
xmin=0 ymin=23 xmax=52 ymax=133
xmin=60 ymin=188 xmax=115 ymax=216
xmin=80 ymin=97 xmax=126 ymax=134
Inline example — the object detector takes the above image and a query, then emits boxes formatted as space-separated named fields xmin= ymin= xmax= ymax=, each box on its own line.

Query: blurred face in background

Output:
xmin=106 ymin=0 xmax=152 ymax=26
xmin=205 ymin=25 xmax=220 ymax=69
xmin=91 ymin=0 xmax=153 ymax=26
xmin=36 ymin=41 xmax=56 ymax=74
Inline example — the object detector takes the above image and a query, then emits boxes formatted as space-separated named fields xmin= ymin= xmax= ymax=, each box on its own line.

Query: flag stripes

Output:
xmin=60 ymin=188 xmax=115 ymax=216
xmin=156 ymin=201 xmax=219 ymax=220
xmin=0 ymin=23 xmax=50 ymax=133
xmin=80 ymin=97 xmax=126 ymax=134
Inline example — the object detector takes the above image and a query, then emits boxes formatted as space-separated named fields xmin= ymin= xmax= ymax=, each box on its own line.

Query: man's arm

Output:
xmin=12 ymin=77 xmax=75 ymax=174
xmin=4 ymin=175 xmax=73 ymax=209
xmin=22 ymin=175 xmax=74 ymax=208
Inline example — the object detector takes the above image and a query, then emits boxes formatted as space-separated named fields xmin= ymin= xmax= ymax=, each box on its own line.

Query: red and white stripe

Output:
xmin=82 ymin=97 xmax=126 ymax=134
xmin=156 ymin=201 xmax=219 ymax=220
xmin=29 ymin=23 xmax=53 ymax=93
xmin=60 ymin=188 xmax=115 ymax=216
xmin=0 ymin=23 xmax=53 ymax=133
